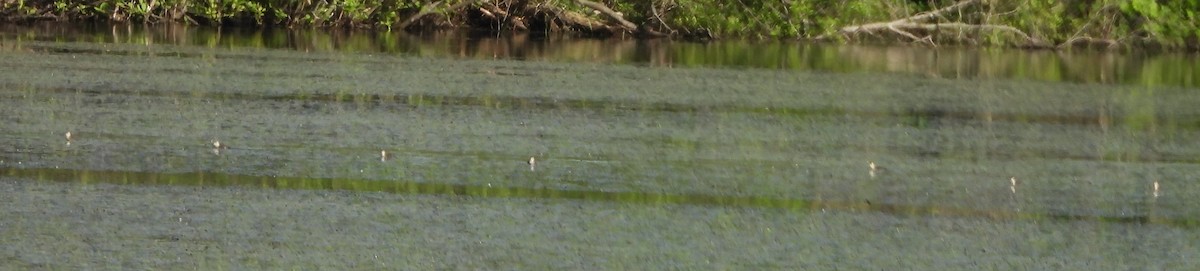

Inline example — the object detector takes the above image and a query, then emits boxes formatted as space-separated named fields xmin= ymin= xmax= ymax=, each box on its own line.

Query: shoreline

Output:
xmin=2 ymin=0 xmax=1197 ymax=50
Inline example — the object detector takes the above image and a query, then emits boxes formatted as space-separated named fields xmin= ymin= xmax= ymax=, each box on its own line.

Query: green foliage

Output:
xmin=52 ymin=1 xmax=69 ymax=13
xmin=379 ymin=9 xmax=399 ymax=30
xmin=117 ymin=0 xmax=154 ymax=20
xmin=1001 ymin=0 xmax=1064 ymax=42
xmin=338 ymin=0 xmax=380 ymax=25
xmin=92 ymin=1 xmax=114 ymax=16
xmin=9 ymin=0 xmax=38 ymax=15
xmin=668 ymin=0 xmax=857 ymax=38
xmin=1120 ymin=0 xmax=1200 ymax=47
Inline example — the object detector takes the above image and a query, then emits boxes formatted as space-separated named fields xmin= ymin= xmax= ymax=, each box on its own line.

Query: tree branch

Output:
xmin=574 ymin=0 xmax=636 ymax=31
xmin=815 ymin=0 xmax=1045 ymax=47
xmin=400 ymin=0 xmax=478 ymax=29
xmin=902 ymin=0 xmax=978 ymax=23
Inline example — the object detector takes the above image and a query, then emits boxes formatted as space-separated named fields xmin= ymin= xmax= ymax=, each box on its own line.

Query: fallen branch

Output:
xmin=888 ymin=24 xmax=930 ymax=45
xmin=399 ymin=0 xmax=444 ymax=29
xmin=400 ymin=0 xmax=478 ymax=29
xmin=823 ymin=0 xmax=979 ymax=36
xmin=574 ymin=0 xmax=636 ymax=31
xmin=650 ymin=2 xmax=673 ymax=33
xmin=1056 ymin=4 xmax=1121 ymax=49
xmin=452 ymin=0 xmax=662 ymax=37
xmin=895 ymin=22 xmax=1033 ymax=41
xmin=3 ymin=14 xmax=60 ymax=22
xmin=527 ymin=3 xmax=611 ymax=33
xmin=816 ymin=0 xmax=1042 ymax=46
xmin=1059 ymin=36 xmax=1120 ymax=49
xmin=901 ymin=0 xmax=978 ymax=23
xmin=479 ymin=1 xmax=527 ymax=31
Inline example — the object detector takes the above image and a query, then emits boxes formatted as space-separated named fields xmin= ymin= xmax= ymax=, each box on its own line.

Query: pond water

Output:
xmin=1 ymin=23 xmax=1199 ymax=269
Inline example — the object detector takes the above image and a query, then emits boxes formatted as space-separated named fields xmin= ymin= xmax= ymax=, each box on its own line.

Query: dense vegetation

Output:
xmin=2 ymin=0 xmax=1197 ymax=49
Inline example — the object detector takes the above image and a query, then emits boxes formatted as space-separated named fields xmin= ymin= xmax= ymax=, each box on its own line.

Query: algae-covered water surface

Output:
xmin=2 ymin=30 xmax=1200 ymax=269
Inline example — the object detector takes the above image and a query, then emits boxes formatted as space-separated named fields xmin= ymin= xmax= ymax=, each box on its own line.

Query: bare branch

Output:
xmin=815 ymin=0 xmax=1046 ymax=47
xmin=887 ymin=24 xmax=927 ymax=44
xmin=400 ymin=0 xmax=478 ymax=29
xmin=651 ymin=1 xmax=673 ymax=33
xmin=529 ymin=3 xmax=610 ymax=32
xmin=893 ymin=22 xmax=1030 ymax=40
xmin=399 ymin=0 xmax=445 ymax=29
xmin=574 ymin=0 xmax=636 ymax=31
xmin=902 ymin=0 xmax=979 ymax=23
xmin=1059 ymin=36 xmax=1120 ymax=49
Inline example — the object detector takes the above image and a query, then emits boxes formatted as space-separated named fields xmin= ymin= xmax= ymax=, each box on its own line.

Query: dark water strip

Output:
xmin=7 ymin=79 xmax=1195 ymax=132
xmin=17 ymin=43 xmax=566 ymax=73
xmin=22 ymin=44 xmax=350 ymax=65
xmin=4 ymin=166 xmax=1195 ymax=228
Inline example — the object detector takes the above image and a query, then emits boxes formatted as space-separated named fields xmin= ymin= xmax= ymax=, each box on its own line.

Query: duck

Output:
xmin=380 ymin=150 xmax=393 ymax=161
xmin=212 ymin=140 xmax=229 ymax=149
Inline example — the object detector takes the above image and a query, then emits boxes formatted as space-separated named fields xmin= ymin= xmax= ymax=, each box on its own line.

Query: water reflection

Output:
xmin=0 ymin=22 xmax=1195 ymax=88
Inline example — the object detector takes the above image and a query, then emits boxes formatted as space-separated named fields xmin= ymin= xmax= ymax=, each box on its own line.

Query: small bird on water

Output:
xmin=65 ymin=131 xmax=73 ymax=145
xmin=1010 ymin=177 xmax=1018 ymax=194
xmin=528 ymin=156 xmax=536 ymax=171
xmin=868 ymin=161 xmax=885 ymax=177
xmin=210 ymin=140 xmax=229 ymax=155
xmin=380 ymin=150 xmax=393 ymax=161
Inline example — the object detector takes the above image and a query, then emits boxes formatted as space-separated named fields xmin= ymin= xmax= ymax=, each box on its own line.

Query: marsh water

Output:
xmin=2 ymin=23 xmax=1200 ymax=269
